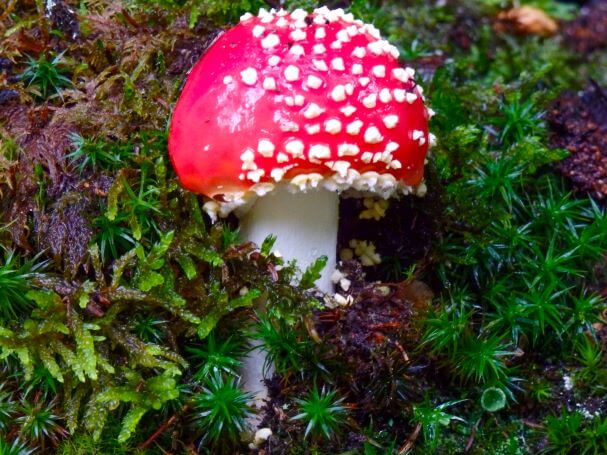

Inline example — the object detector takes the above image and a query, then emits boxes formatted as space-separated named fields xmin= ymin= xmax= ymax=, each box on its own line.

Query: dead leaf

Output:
xmin=22 ymin=30 xmax=47 ymax=53
xmin=495 ymin=6 xmax=558 ymax=37
xmin=394 ymin=280 xmax=434 ymax=309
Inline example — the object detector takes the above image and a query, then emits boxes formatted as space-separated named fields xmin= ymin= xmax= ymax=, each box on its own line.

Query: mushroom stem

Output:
xmin=238 ymin=186 xmax=339 ymax=406
xmin=240 ymin=186 xmax=339 ymax=293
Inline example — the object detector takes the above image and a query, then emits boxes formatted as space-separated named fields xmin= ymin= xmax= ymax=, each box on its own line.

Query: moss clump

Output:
xmin=1 ymin=0 xmax=607 ymax=453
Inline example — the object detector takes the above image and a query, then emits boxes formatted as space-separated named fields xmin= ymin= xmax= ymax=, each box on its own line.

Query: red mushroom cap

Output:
xmin=169 ymin=7 xmax=433 ymax=215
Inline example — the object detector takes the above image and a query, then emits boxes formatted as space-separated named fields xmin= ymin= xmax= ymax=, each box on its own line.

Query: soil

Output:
xmin=563 ymin=0 xmax=607 ymax=54
xmin=337 ymin=169 xmax=442 ymax=283
xmin=261 ymin=278 xmax=434 ymax=454
xmin=548 ymin=82 xmax=607 ymax=199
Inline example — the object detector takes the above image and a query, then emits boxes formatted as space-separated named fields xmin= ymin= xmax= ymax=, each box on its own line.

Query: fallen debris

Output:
xmin=548 ymin=82 xmax=607 ymax=198
xmin=495 ymin=6 xmax=558 ymax=37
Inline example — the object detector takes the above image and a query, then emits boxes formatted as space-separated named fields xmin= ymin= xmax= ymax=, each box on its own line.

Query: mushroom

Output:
xmin=168 ymin=5 xmax=432 ymax=403
xmin=169 ymin=6 xmax=432 ymax=288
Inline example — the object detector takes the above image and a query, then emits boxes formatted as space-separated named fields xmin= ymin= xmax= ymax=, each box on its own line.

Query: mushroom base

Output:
xmin=239 ymin=186 xmax=339 ymax=409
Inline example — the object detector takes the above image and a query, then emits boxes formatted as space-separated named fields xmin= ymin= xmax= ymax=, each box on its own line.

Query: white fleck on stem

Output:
xmin=238 ymin=186 xmax=338 ymax=422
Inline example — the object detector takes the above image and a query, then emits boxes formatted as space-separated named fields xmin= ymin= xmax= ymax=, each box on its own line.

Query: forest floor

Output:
xmin=2 ymin=0 xmax=607 ymax=454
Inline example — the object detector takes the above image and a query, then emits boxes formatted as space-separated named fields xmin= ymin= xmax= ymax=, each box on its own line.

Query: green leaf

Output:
xmin=97 ymin=370 xmax=180 ymax=443
xmin=300 ymin=256 xmax=328 ymax=290
xmin=52 ymin=340 xmax=83 ymax=382
xmin=65 ymin=385 xmax=87 ymax=434
xmin=84 ymin=396 xmax=109 ymax=441
xmin=106 ymin=173 xmax=126 ymax=221
xmin=145 ymin=232 xmax=174 ymax=270
xmin=191 ymin=246 xmax=224 ymax=266
xmin=189 ymin=5 xmax=203 ymax=28
xmin=137 ymin=271 xmax=164 ymax=292
xmin=15 ymin=347 xmax=33 ymax=380
xmin=229 ymin=288 xmax=261 ymax=310
xmin=75 ymin=326 xmax=98 ymax=381
xmin=129 ymin=215 xmax=143 ymax=241
xmin=133 ymin=232 xmax=174 ymax=291
xmin=260 ymin=234 xmax=277 ymax=257
xmin=176 ymin=254 xmax=197 ymax=280
xmin=118 ymin=406 xmax=147 ymax=443
xmin=76 ymin=281 xmax=96 ymax=309
xmin=197 ymin=289 xmax=261 ymax=339
xmin=39 ymin=346 xmax=64 ymax=382
xmin=26 ymin=290 xmax=62 ymax=310
xmin=98 ymin=386 xmax=141 ymax=406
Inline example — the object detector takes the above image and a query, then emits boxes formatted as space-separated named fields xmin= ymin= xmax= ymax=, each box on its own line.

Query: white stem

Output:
xmin=238 ymin=186 xmax=339 ymax=411
xmin=240 ymin=186 xmax=339 ymax=293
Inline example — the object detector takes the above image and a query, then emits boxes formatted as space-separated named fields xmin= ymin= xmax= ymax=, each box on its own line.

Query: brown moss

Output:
xmin=0 ymin=1 xmax=221 ymax=251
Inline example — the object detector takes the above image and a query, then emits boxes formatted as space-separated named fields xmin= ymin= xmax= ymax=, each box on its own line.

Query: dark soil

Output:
xmin=563 ymin=0 xmax=607 ymax=53
xmin=319 ymin=280 xmax=432 ymax=402
xmin=262 ymin=278 xmax=434 ymax=454
xmin=337 ymin=169 xmax=442 ymax=283
xmin=548 ymin=82 xmax=607 ymax=198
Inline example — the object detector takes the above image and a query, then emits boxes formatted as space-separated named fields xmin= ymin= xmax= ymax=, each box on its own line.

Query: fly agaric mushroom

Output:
xmin=169 ymin=5 xmax=434 ymax=414
xmin=169 ymin=6 xmax=433 ymax=292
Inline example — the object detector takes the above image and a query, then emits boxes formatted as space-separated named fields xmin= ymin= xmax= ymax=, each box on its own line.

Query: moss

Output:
xmin=1 ymin=0 xmax=607 ymax=452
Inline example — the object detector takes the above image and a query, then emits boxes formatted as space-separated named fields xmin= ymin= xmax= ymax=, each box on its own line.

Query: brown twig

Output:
xmin=393 ymin=339 xmax=410 ymax=363
xmin=305 ymin=316 xmax=322 ymax=343
xmin=137 ymin=404 xmax=189 ymax=450
xmin=522 ymin=419 xmax=545 ymax=429
xmin=465 ymin=418 xmax=481 ymax=452
xmin=398 ymin=423 xmax=422 ymax=454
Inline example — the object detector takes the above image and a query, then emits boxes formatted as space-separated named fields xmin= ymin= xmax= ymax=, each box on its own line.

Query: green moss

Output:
xmin=292 ymin=386 xmax=348 ymax=440
xmin=411 ymin=399 xmax=466 ymax=451
xmin=0 ymin=252 xmax=45 ymax=323
xmin=192 ymin=374 xmax=252 ymax=447
xmin=1 ymin=0 xmax=606 ymax=451
xmin=19 ymin=52 xmax=72 ymax=100
xmin=544 ymin=410 xmax=607 ymax=454
xmin=0 ymin=122 xmax=324 ymax=449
